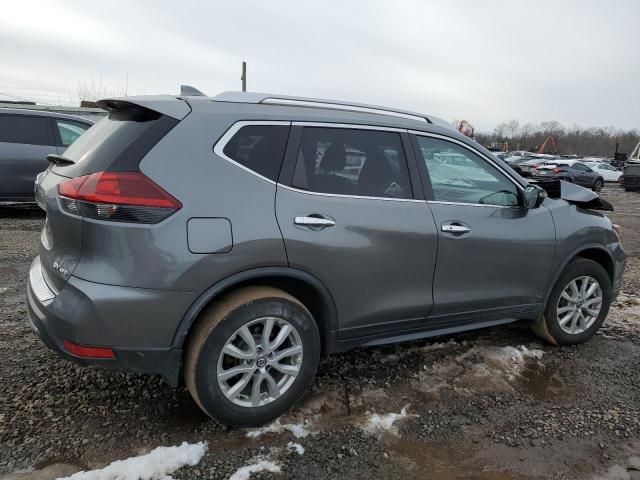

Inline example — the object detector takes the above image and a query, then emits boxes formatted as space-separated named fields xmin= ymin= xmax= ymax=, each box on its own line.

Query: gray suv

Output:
xmin=0 ymin=109 xmax=92 ymax=201
xmin=27 ymin=92 xmax=626 ymax=426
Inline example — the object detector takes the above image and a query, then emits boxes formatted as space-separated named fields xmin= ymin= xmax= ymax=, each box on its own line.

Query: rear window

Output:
xmin=52 ymin=110 xmax=177 ymax=177
xmin=625 ymin=165 xmax=640 ymax=175
xmin=221 ymin=125 xmax=290 ymax=181
xmin=0 ymin=114 xmax=52 ymax=146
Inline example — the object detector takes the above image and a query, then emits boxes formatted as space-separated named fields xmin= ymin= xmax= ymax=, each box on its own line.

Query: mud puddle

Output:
xmin=382 ymin=434 xmax=529 ymax=480
xmin=517 ymin=363 xmax=576 ymax=400
xmin=165 ymin=395 xmax=210 ymax=431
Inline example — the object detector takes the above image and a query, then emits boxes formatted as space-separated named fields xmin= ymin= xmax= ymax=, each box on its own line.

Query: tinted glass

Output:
xmin=625 ymin=165 xmax=640 ymax=175
xmin=222 ymin=125 xmax=290 ymax=181
xmin=416 ymin=136 xmax=519 ymax=206
xmin=572 ymin=163 xmax=590 ymax=171
xmin=292 ymin=127 xmax=412 ymax=199
xmin=0 ymin=114 xmax=52 ymax=145
xmin=54 ymin=109 xmax=174 ymax=177
xmin=56 ymin=120 xmax=90 ymax=146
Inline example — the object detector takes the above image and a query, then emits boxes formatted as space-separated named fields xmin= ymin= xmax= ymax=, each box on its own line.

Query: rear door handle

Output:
xmin=441 ymin=223 xmax=471 ymax=234
xmin=294 ymin=216 xmax=336 ymax=227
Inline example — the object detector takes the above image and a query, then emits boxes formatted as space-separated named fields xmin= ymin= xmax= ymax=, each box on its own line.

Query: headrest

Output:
xmin=320 ymin=143 xmax=346 ymax=172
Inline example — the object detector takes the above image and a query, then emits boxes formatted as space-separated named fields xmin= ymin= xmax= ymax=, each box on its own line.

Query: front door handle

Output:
xmin=441 ymin=223 xmax=471 ymax=234
xmin=294 ymin=216 xmax=336 ymax=227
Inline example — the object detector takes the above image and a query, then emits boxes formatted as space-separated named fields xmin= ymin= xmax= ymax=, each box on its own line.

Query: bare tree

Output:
xmin=506 ymin=119 xmax=520 ymax=138
xmin=70 ymin=76 xmax=129 ymax=106
xmin=476 ymin=120 xmax=639 ymax=157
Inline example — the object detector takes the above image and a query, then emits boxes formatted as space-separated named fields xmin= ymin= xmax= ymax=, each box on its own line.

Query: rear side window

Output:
xmin=53 ymin=109 xmax=177 ymax=177
xmin=291 ymin=127 xmax=412 ymax=199
xmin=221 ymin=125 xmax=290 ymax=181
xmin=56 ymin=119 xmax=90 ymax=147
xmin=0 ymin=114 xmax=52 ymax=145
xmin=572 ymin=163 xmax=590 ymax=171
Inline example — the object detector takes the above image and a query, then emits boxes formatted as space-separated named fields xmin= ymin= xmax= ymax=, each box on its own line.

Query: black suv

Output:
xmin=0 ymin=109 xmax=93 ymax=201
xmin=620 ymin=163 xmax=640 ymax=192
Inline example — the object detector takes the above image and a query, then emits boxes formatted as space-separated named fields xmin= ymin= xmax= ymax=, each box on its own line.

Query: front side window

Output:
xmin=56 ymin=120 xmax=90 ymax=146
xmin=572 ymin=163 xmax=590 ymax=171
xmin=416 ymin=136 xmax=519 ymax=207
xmin=0 ymin=114 xmax=52 ymax=146
xmin=222 ymin=125 xmax=290 ymax=181
xmin=292 ymin=127 xmax=412 ymax=199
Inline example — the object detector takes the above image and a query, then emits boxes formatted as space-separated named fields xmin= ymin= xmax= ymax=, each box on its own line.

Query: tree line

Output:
xmin=475 ymin=120 xmax=639 ymax=157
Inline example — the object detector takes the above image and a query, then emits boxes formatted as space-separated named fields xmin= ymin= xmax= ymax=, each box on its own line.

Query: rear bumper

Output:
xmin=26 ymin=256 xmax=196 ymax=386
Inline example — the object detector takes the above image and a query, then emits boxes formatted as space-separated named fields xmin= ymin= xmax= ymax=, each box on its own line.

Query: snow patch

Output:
xmin=246 ymin=419 xmax=310 ymax=438
xmin=363 ymin=406 xmax=410 ymax=435
xmin=228 ymin=459 xmax=281 ymax=480
xmin=58 ymin=441 xmax=207 ymax=480
xmin=287 ymin=442 xmax=305 ymax=455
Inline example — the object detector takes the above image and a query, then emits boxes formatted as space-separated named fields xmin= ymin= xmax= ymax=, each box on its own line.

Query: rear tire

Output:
xmin=533 ymin=258 xmax=611 ymax=345
xmin=593 ymin=179 xmax=604 ymax=192
xmin=184 ymin=286 xmax=321 ymax=427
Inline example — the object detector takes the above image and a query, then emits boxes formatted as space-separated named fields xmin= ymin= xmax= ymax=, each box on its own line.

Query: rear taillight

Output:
xmin=553 ymin=168 xmax=562 ymax=173
xmin=58 ymin=171 xmax=181 ymax=224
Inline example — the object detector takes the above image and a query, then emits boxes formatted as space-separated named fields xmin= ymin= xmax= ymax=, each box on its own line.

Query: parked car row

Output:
xmin=0 ymin=108 xmax=93 ymax=201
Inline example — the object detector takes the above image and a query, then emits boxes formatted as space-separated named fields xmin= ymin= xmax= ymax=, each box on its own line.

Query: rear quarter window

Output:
xmin=220 ymin=124 xmax=290 ymax=181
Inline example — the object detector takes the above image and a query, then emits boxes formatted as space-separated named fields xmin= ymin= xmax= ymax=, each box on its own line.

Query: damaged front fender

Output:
xmin=530 ymin=179 xmax=613 ymax=211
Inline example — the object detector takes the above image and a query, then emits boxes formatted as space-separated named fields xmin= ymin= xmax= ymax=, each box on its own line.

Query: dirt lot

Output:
xmin=1 ymin=185 xmax=639 ymax=480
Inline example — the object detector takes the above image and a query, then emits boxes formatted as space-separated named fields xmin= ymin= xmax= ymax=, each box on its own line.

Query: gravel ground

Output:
xmin=0 ymin=185 xmax=639 ymax=480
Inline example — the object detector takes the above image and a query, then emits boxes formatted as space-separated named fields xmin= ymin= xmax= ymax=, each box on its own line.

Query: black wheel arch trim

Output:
xmin=171 ymin=266 xmax=339 ymax=352
xmin=543 ymin=243 xmax=615 ymax=305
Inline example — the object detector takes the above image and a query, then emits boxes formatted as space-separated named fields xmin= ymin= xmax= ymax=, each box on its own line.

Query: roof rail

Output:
xmin=260 ymin=97 xmax=430 ymax=124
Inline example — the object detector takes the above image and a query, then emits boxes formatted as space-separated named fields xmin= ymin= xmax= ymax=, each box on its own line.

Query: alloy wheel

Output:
xmin=556 ymin=275 xmax=602 ymax=335
xmin=217 ymin=317 xmax=303 ymax=407
xmin=594 ymin=179 xmax=603 ymax=192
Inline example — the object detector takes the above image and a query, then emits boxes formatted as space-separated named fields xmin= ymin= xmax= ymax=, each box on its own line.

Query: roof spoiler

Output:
xmin=96 ymin=96 xmax=191 ymax=120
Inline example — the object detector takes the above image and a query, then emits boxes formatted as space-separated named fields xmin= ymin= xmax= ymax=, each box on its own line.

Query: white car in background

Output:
xmin=583 ymin=161 xmax=622 ymax=182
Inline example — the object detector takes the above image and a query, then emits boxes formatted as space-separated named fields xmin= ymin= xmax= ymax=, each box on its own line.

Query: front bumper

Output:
xmin=26 ymin=256 xmax=196 ymax=386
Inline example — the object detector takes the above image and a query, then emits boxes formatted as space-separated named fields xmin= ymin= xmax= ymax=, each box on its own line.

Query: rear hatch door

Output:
xmin=36 ymin=97 xmax=188 ymax=292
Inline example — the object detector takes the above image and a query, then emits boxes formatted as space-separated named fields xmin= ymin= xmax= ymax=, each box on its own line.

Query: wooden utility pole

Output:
xmin=241 ymin=61 xmax=247 ymax=92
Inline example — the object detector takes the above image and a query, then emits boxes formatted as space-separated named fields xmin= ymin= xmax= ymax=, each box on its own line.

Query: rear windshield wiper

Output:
xmin=46 ymin=154 xmax=75 ymax=165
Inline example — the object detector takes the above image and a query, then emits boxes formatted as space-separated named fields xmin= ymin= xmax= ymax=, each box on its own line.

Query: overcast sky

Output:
xmin=1 ymin=0 xmax=638 ymax=131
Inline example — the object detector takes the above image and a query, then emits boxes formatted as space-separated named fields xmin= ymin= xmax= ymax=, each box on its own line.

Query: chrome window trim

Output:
xmin=213 ymin=120 xmax=292 ymax=186
xmin=214 ymin=120 xmax=424 ymax=203
xmin=427 ymin=200 xmax=518 ymax=209
xmin=262 ymin=98 xmax=429 ymax=124
xmin=278 ymin=183 xmax=426 ymax=203
xmin=291 ymin=121 xmax=406 ymax=133
xmin=409 ymin=130 xmax=525 ymax=193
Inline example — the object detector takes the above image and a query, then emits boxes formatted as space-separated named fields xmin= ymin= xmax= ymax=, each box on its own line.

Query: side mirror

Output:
xmin=523 ymin=184 xmax=547 ymax=209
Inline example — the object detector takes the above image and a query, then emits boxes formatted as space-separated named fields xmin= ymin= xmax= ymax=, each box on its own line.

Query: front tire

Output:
xmin=534 ymin=258 xmax=611 ymax=345
xmin=184 ymin=286 xmax=321 ymax=427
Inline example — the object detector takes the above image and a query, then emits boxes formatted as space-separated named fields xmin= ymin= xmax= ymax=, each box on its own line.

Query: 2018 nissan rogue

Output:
xmin=27 ymin=91 xmax=626 ymax=426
